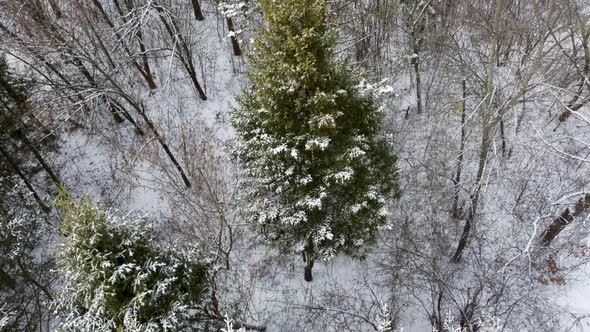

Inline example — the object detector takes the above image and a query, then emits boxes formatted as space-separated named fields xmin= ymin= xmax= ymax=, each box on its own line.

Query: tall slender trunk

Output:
xmin=408 ymin=19 xmax=422 ymax=114
xmin=136 ymin=30 xmax=157 ymax=90
xmin=413 ymin=56 xmax=422 ymax=114
xmin=452 ymin=125 xmax=491 ymax=262
xmin=90 ymin=0 xmax=157 ymax=90
xmin=121 ymin=0 xmax=158 ymax=90
xmin=15 ymin=128 xmax=61 ymax=187
xmin=453 ymin=35 xmax=497 ymax=262
xmin=0 ymin=145 xmax=49 ymax=212
xmin=499 ymin=118 xmax=506 ymax=157
xmin=452 ymin=79 xmax=467 ymax=218
xmin=136 ymin=106 xmax=192 ymax=188
xmin=153 ymin=2 xmax=207 ymax=100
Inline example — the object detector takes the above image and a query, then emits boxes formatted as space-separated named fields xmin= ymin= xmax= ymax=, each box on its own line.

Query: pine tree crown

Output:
xmin=54 ymin=190 xmax=211 ymax=331
xmin=232 ymin=0 xmax=399 ymax=261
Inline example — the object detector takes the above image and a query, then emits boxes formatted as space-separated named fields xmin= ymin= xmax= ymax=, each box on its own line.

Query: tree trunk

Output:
xmin=413 ymin=56 xmax=422 ymax=114
xmin=227 ymin=17 xmax=242 ymax=56
xmin=136 ymin=30 xmax=157 ymax=90
xmin=500 ymin=118 xmax=507 ymax=157
xmin=452 ymin=15 xmax=500 ymax=261
xmin=452 ymin=107 xmax=493 ymax=262
xmin=408 ymin=20 xmax=422 ymax=114
xmin=304 ymin=258 xmax=314 ymax=282
xmin=153 ymin=3 xmax=207 ymax=100
xmin=91 ymin=0 xmax=157 ymax=90
xmin=108 ymin=97 xmax=145 ymax=135
xmin=541 ymin=194 xmax=590 ymax=246
xmin=303 ymin=242 xmax=314 ymax=282
xmin=15 ymin=128 xmax=61 ymax=187
xmin=0 ymin=145 xmax=49 ymax=212
xmin=190 ymin=0 xmax=205 ymax=21
xmin=136 ymin=106 xmax=192 ymax=188
xmin=452 ymin=79 xmax=467 ymax=219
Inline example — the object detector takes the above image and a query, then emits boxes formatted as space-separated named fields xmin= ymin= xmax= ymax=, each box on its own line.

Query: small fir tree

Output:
xmin=232 ymin=0 xmax=399 ymax=281
xmin=0 ymin=176 xmax=54 ymax=331
xmin=54 ymin=192 xmax=212 ymax=331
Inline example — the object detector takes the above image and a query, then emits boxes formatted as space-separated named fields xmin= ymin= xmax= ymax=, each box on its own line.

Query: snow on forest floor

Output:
xmin=49 ymin=7 xmax=590 ymax=331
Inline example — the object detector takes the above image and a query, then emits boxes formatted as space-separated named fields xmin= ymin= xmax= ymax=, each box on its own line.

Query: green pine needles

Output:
xmin=54 ymin=191 xmax=211 ymax=331
xmin=232 ymin=0 xmax=400 ymax=281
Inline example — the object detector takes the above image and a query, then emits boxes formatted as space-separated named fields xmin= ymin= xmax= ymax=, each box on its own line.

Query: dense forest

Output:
xmin=1 ymin=0 xmax=590 ymax=331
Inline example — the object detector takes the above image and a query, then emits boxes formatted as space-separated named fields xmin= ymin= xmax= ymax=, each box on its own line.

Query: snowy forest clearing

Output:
xmin=1 ymin=0 xmax=590 ymax=331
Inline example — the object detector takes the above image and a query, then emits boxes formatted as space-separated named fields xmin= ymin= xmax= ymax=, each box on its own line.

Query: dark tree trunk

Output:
xmin=303 ymin=243 xmax=314 ymax=282
xmin=121 ymin=0 xmax=158 ymax=90
xmin=541 ymin=194 xmax=590 ymax=246
xmin=452 ymin=214 xmax=472 ymax=262
xmin=452 ymin=79 xmax=466 ymax=219
xmin=0 ymin=145 xmax=49 ymax=212
xmin=227 ymin=17 xmax=242 ymax=56
xmin=136 ymin=106 xmax=192 ymax=188
xmin=186 ymin=61 xmax=208 ymax=100
xmin=452 ymin=64 xmax=495 ymax=261
xmin=91 ymin=0 xmax=158 ymax=90
xmin=409 ymin=25 xmax=422 ymax=114
xmin=108 ymin=97 xmax=145 ymax=135
xmin=500 ymin=118 xmax=507 ymax=157
xmin=413 ymin=57 xmax=422 ymax=114
xmin=191 ymin=0 xmax=205 ymax=21
xmin=153 ymin=3 xmax=207 ymax=100
xmin=304 ymin=259 xmax=314 ymax=282
xmin=136 ymin=30 xmax=157 ymax=90
xmin=15 ymin=128 xmax=61 ymax=187
xmin=453 ymin=124 xmax=493 ymax=262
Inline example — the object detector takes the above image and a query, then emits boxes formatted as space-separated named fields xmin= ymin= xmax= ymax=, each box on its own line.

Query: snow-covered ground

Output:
xmin=4 ymin=1 xmax=590 ymax=330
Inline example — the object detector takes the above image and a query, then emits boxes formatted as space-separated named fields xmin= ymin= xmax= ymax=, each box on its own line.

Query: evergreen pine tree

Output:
xmin=54 ymin=192 xmax=213 ymax=331
xmin=0 ymin=176 xmax=54 ymax=331
xmin=0 ymin=56 xmax=57 ymax=329
xmin=232 ymin=0 xmax=399 ymax=281
xmin=0 ymin=54 xmax=60 ymax=201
